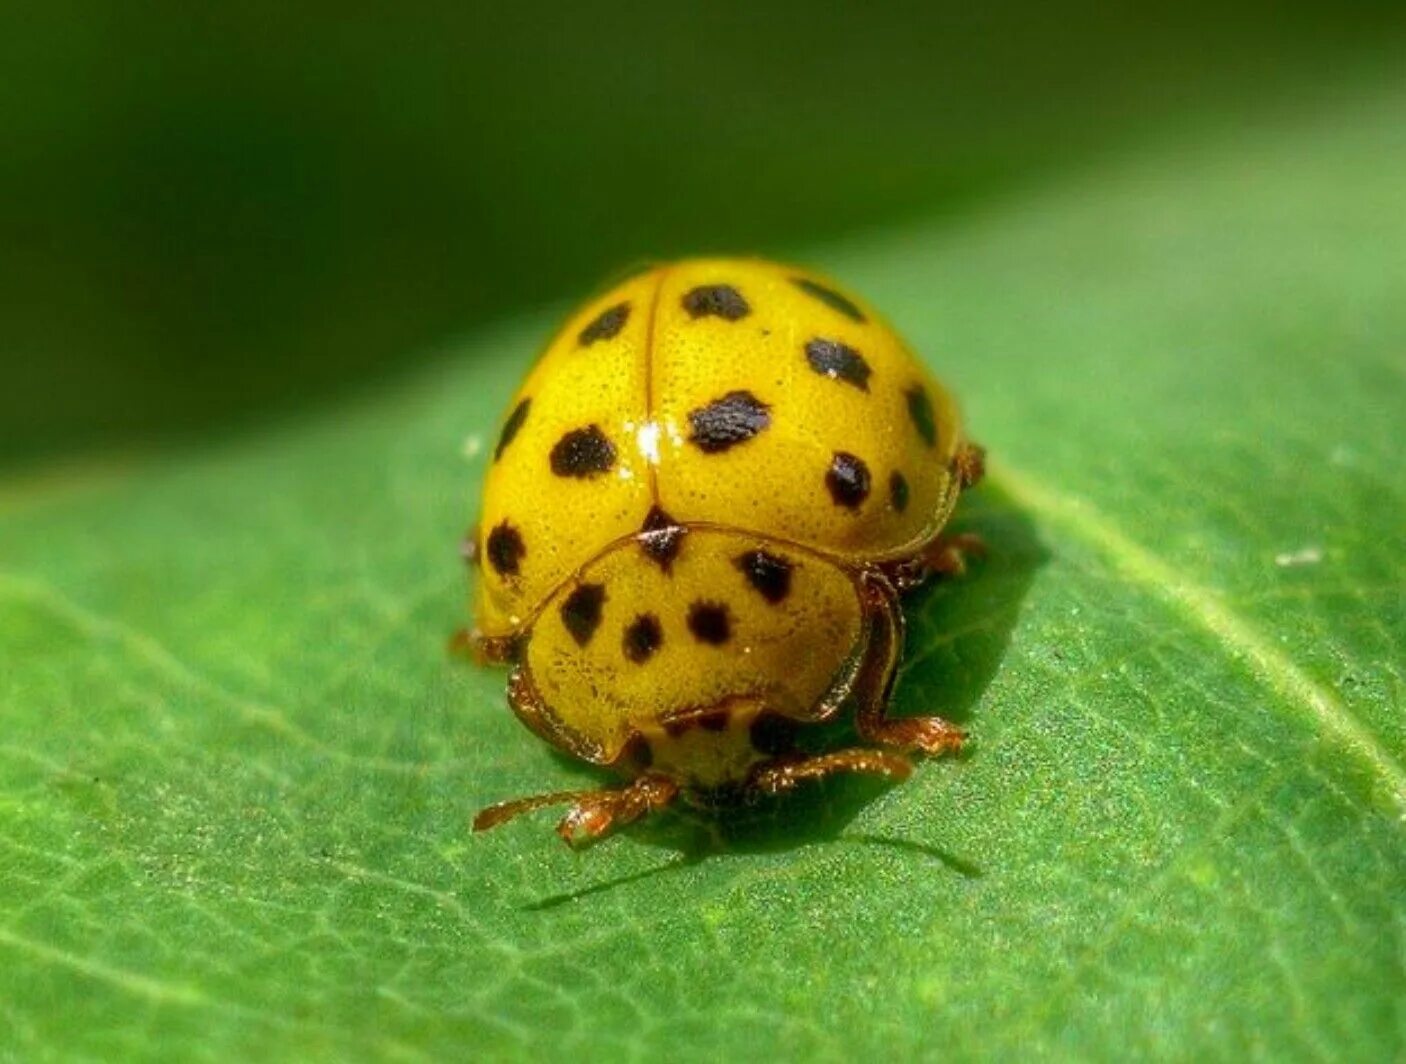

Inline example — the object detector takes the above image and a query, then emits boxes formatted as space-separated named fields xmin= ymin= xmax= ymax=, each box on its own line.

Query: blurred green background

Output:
xmin=4 ymin=2 xmax=1404 ymax=468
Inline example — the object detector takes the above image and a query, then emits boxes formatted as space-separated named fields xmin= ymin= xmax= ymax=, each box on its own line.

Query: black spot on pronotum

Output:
xmin=889 ymin=471 xmax=910 ymax=513
xmin=682 ymin=284 xmax=750 ymax=321
xmin=494 ymin=398 xmax=531 ymax=461
xmin=579 ymin=302 xmax=631 ymax=345
xmin=485 ymin=522 xmax=525 ymax=577
xmin=826 ymin=452 xmax=871 ymax=510
xmin=623 ymin=613 xmax=663 ymax=663
xmin=792 ymin=277 xmax=867 ymax=322
xmin=687 ymin=601 xmax=732 ymax=645
xmin=687 ymin=391 xmax=771 ymax=453
xmin=639 ymin=505 xmax=685 ymax=572
xmin=804 ymin=338 xmax=872 ymax=391
xmin=905 ymin=384 xmax=938 ymax=447
xmin=550 ymin=425 xmax=616 ymax=478
xmin=559 ymin=583 xmax=606 ymax=647
xmin=735 ymin=549 xmax=792 ymax=603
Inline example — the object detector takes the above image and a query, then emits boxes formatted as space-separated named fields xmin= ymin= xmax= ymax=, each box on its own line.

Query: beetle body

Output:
xmin=465 ymin=258 xmax=984 ymax=844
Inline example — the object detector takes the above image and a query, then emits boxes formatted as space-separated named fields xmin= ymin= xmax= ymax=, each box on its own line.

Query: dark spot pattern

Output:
xmin=905 ymin=384 xmax=938 ymax=447
xmin=889 ymin=471 xmax=910 ymax=512
xmin=579 ymin=302 xmax=631 ymax=345
xmin=735 ymin=549 xmax=793 ymax=603
xmin=494 ymin=398 xmax=531 ymax=461
xmin=804 ymin=338 xmax=871 ymax=391
xmin=639 ymin=506 xmax=685 ymax=572
xmin=485 ymin=522 xmax=525 ymax=577
xmin=550 ymin=425 xmax=616 ymax=478
xmin=682 ymin=284 xmax=750 ymax=321
xmin=792 ymin=277 xmax=866 ymax=322
xmin=826 ymin=452 xmax=871 ymax=510
xmin=623 ymin=613 xmax=663 ymax=664
xmin=687 ymin=391 xmax=771 ymax=453
xmin=559 ymin=583 xmax=606 ymax=647
xmin=687 ymin=601 xmax=732 ymax=645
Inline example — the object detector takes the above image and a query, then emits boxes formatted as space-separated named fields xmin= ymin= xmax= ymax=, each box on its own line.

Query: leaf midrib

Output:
xmin=990 ymin=459 xmax=1406 ymax=815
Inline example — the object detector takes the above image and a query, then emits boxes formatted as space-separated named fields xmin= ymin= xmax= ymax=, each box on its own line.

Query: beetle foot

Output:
xmin=554 ymin=774 xmax=680 ymax=848
xmin=860 ymin=716 xmax=966 ymax=758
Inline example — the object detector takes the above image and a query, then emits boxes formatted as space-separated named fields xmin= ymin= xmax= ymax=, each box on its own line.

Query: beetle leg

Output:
xmin=953 ymin=441 xmax=986 ymax=488
xmin=448 ymin=627 xmax=518 ymax=665
xmin=852 ymin=573 xmax=966 ymax=757
xmin=473 ymin=773 xmax=679 ymax=848
xmin=749 ymin=749 xmax=912 ymax=795
xmin=919 ymin=531 xmax=987 ymax=578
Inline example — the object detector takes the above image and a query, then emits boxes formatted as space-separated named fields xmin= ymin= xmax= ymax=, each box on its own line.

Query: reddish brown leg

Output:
xmin=953 ymin=441 xmax=986 ymax=488
xmin=853 ymin=573 xmax=967 ymax=757
xmin=920 ymin=531 xmax=988 ymax=578
xmin=750 ymin=749 xmax=913 ymax=796
xmin=473 ymin=774 xmax=679 ymax=848
xmin=448 ymin=627 xmax=518 ymax=665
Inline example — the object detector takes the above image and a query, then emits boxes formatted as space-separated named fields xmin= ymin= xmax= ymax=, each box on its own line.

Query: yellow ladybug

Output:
xmin=461 ymin=258 xmax=985 ymax=846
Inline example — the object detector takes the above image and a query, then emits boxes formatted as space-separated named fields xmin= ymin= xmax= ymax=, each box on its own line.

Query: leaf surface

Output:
xmin=1 ymin=78 xmax=1403 ymax=1061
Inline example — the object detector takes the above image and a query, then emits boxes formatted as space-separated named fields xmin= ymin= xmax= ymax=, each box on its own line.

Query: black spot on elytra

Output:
xmin=639 ymin=505 xmax=685 ymax=572
xmin=559 ymin=583 xmax=606 ymax=647
xmin=485 ymin=522 xmax=525 ymax=577
xmin=494 ymin=398 xmax=530 ymax=461
xmin=682 ymin=284 xmax=750 ymax=321
xmin=905 ymin=384 xmax=938 ymax=447
xmin=889 ymin=471 xmax=910 ymax=513
xmin=804 ymin=338 xmax=872 ymax=391
xmin=623 ymin=613 xmax=663 ymax=663
xmin=550 ymin=425 xmax=616 ymax=478
xmin=826 ymin=452 xmax=871 ymax=510
xmin=579 ymin=302 xmax=630 ymax=345
xmin=687 ymin=391 xmax=771 ymax=453
xmin=687 ymin=601 xmax=732 ymax=645
xmin=792 ymin=277 xmax=867 ymax=322
xmin=735 ymin=549 xmax=792 ymax=603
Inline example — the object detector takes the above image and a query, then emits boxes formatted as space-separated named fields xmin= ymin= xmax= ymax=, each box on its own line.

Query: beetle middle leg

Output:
xmin=749 ymin=748 xmax=912 ymax=795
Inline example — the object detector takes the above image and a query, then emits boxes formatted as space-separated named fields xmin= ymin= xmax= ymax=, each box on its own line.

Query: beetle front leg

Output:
xmin=473 ymin=773 xmax=679 ymax=848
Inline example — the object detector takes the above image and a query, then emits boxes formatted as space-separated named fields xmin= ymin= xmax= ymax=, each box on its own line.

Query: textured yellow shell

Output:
xmin=475 ymin=257 xmax=966 ymax=641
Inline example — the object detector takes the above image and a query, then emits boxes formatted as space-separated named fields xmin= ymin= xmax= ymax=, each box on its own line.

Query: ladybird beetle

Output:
xmin=460 ymin=258 xmax=985 ymax=846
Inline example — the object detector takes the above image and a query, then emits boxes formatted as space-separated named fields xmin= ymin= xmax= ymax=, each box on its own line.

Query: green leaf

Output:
xmin=3 ymin=81 xmax=1403 ymax=1060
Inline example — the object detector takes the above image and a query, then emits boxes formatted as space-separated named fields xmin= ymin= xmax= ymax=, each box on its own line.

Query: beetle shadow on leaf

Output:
xmin=528 ymin=484 xmax=1045 ymax=903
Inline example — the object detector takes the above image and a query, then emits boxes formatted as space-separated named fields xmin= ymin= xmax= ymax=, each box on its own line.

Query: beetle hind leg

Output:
xmin=473 ymin=773 xmax=679 ymax=848
xmin=853 ymin=574 xmax=967 ymax=757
